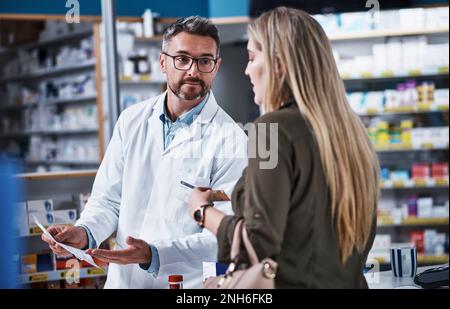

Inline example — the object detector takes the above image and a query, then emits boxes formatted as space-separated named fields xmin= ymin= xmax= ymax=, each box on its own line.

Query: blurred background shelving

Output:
xmin=0 ymin=20 xmax=104 ymax=174
xmin=321 ymin=5 xmax=450 ymax=270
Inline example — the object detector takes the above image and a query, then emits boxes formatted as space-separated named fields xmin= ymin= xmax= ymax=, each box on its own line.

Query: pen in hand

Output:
xmin=180 ymin=180 xmax=195 ymax=189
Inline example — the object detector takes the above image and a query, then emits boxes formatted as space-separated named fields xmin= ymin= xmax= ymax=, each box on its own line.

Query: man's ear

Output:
xmin=160 ymin=52 xmax=166 ymax=73
xmin=214 ymin=57 xmax=222 ymax=74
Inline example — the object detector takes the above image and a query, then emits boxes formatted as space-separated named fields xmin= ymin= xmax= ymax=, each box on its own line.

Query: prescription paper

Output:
xmin=32 ymin=215 xmax=101 ymax=269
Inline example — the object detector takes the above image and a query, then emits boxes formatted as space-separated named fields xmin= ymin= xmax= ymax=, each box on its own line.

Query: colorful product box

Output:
xmin=412 ymin=163 xmax=430 ymax=179
xmin=410 ymin=231 xmax=425 ymax=254
xmin=21 ymin=254 xmax=37 ymax=274
xmin=431 ymin=162 xmax=449 ymax=179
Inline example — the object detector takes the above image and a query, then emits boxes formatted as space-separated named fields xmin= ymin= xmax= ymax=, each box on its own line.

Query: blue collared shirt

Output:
xmin=160 ymin=93 xmax=209 ymax=150
xmin=79 ymin=93 xmax=209 ymax=278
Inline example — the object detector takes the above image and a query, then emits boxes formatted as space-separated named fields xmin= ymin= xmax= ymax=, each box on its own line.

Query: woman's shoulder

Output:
xmin=255 ymin=101 xmax=311 ymax=142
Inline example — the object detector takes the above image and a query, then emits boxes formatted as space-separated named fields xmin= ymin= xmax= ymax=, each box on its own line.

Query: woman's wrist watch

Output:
xmin=193 ymin=203 xmax=214 ymax=228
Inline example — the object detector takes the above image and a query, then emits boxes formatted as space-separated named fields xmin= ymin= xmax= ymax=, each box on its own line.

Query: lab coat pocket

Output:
xmin=171 ymin=170 xmax=210 ymax=224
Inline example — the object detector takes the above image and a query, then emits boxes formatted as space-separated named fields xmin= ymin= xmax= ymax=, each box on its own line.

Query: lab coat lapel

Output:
xmin=163 ymin=92 xmax=219 ymax=154
xmin=147 ymin=93 xmax=166 ymax=154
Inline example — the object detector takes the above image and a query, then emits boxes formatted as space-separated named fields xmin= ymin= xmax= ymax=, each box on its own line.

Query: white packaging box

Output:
xmin=368 ymin=234 xmax=392 ymax=262
xmin=434 ymin=89 xmax=449 ymax=108
xmin=432 ymin=205 xmax=449 ymax=218
xmin=428 ymin=127 xmax=449 ymax=148
xmin=78 ymin=193 xmax=90 ymax=213
xmin=202 ymin=262 xmax=217 ymax=282
xmin=52 ymin=209 xmax=77 ymax=225
xmin=386 ymin=41 xmax=403 ymax=74
xmin=371 ymin=234 xmax=392 ymax=251
xmin=392 ymin=208 xmax=403 ymax=225
xmin=401 ymin=37 xmax=427 ymax=72
xmin=28 ymin=211 xmax=55 ymax=228
xmin=417 ymin=197 xmax=433 ymax=218
xmin=400 ymin=204 xmax=409 ymax=220
xmin=15 ymin=202 xmax=29 ymax=237
xmin=424 ymin=229 xmax=437 ymax=254
xmin=426 ymin=7 xmax=450 ymax=29
xmin=411 ymin=128 xmax=427 ymax=148
xmin=354 ymin=55 xmax=374 ymax=75
xmin=384 ymin=90 xmax=400 ymax=110
xmin=340 ymin=12 xmax=372 ymax=32
xmin=314 ymin=14 xmax=339 ymax=34
xmin=399 ymin=8 xmax=425 ymax=30
xmin=347 ymin=92 xmax=364 ymax=114
xmin=365 ymin=92 xmax=385 ymax=111
xmin=377 ymin=10 xmax=400 ymax=31
xmin=372 ymin=44 xmax=388 ymax=73
xmin=27 ymin=199 xmax=53 ymax=213
xmin=434 ymin=233 xmax=447 ymax=255
xmin=28 ymin=209 xmax=77 ymax=228
xmin=424 ymin=45 xmax=440 ymax=72
xmin=27 ymin=200 xmax=53 ymax=213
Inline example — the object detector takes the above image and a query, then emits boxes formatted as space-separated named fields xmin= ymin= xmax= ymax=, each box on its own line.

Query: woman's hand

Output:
xmin=188 ymin=187 xmax=212 ymax=219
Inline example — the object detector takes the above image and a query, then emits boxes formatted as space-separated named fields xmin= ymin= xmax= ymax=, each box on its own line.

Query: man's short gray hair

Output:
xmin=162 ymin=16 xmax=220 ymax=57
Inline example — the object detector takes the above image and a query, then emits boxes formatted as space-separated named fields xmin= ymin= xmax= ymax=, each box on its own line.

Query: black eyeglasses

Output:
xmin=162 ymin=52 xmax=218 ymax=73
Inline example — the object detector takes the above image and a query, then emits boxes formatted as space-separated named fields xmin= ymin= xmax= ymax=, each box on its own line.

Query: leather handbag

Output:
xmin=204 ymin=219 xmax=278 ymax=289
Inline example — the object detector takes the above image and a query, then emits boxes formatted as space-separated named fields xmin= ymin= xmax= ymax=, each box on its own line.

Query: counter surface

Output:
xmin=366 ymin=266 xmax=448 ymax=289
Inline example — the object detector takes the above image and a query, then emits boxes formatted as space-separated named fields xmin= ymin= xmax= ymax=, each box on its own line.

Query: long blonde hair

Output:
xmin=249 ymin=7 xmax=380 ymax=263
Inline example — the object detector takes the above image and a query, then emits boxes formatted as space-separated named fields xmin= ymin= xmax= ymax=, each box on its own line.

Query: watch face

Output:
xmin=194 ymin=209 xmax=202 ymax=222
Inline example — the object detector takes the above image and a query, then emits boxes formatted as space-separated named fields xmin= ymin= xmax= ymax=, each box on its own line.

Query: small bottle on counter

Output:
xmin=168 ymin=275 xmax=183 ymax=289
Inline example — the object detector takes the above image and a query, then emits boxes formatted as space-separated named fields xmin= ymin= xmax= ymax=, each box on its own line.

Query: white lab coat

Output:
xmin=76 ymin=92 xmax=248 ymax=288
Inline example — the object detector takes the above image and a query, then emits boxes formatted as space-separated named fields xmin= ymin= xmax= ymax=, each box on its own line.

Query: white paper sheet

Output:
xmin=33 ymin=215 xmax=102 ymax=269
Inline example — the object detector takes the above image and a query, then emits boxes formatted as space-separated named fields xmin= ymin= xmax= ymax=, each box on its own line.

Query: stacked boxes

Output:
xmin=14 ymin=199 xmax=77 ymax=236
xmin=347 ymin=85 xmax=449 ymax=114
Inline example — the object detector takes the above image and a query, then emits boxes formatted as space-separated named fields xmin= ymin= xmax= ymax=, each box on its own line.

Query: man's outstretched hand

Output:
xmin=86 ymin=236 xmax=151 ymax=265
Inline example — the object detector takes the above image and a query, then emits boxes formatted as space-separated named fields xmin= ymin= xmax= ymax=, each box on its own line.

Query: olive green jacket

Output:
xmin=217 ymin=102 xmax=376 ymax=289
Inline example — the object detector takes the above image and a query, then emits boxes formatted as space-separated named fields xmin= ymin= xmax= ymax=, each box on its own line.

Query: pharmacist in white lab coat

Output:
xmin=41 ymin=16 xmax=247 ymax=288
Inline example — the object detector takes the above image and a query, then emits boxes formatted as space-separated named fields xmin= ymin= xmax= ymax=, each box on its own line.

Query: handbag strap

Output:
xmin=230 ymin=219 xmax=244 ymax=261
xmin=241 ymin=224 xmax=259 ymax=265
xmin=229 ymin=219 xmax=260 ymax=266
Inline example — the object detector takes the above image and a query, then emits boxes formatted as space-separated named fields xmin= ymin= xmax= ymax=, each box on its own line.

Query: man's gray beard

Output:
xmin=169 ymin=83 xmax=208 ymax=101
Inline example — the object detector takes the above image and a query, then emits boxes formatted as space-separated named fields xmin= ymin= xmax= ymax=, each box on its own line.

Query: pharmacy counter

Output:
xmin=366 ymin=266 xmax=447 ymax=289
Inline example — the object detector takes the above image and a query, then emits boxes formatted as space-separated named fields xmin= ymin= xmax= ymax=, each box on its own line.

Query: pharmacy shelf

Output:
xmin=328 ymin=26 xmax=449 ymax=41
xmin=0 ymin=102 xmax=38 ymax=111
xmin=0 ymin=129 xmax=98 ymax=139
xmin=43 ymin=95 xmax=97 ymax=106
xmin=372 ymin=255 xmax=449 ymax=265
xmin=0 ymin=59 xmax=96 ymax=83
xmin=17 ymin=267 xmax=107 ymax=285
xmin=380 ymin=179 xmax=449 ymax=190
xmin=18 ymin=225 xmax=75 ymax=237
xmin=120 ymin=78 xmax=166 ymax=85
xmin=342 ymin=70 xmax=449 ymax=82
xmin=357 ymin=106 xmax=449 ymax=117
xmin=0 ymin=96 xmax=97 ymax=111
xmin=375 ymin=145 xmax=449 ymax=153
xmin=15 ymin=169 xmax=97 ymax=180
xmin=25 ymin=160 xmax=99 ymax=166
xmin=1 ymin=29 xmax=93 ymax=54
xmin=377 ymin=217 xmax=449 ymax=227
xmin=36 ymin=128 xmax=97 ymax=136
xmin=380 ymin=185 xmax=449 ymax=191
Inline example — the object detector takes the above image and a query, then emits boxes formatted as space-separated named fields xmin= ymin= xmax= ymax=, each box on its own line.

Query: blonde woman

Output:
xmin=188 ymin=7 xmax=380 ymax=288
